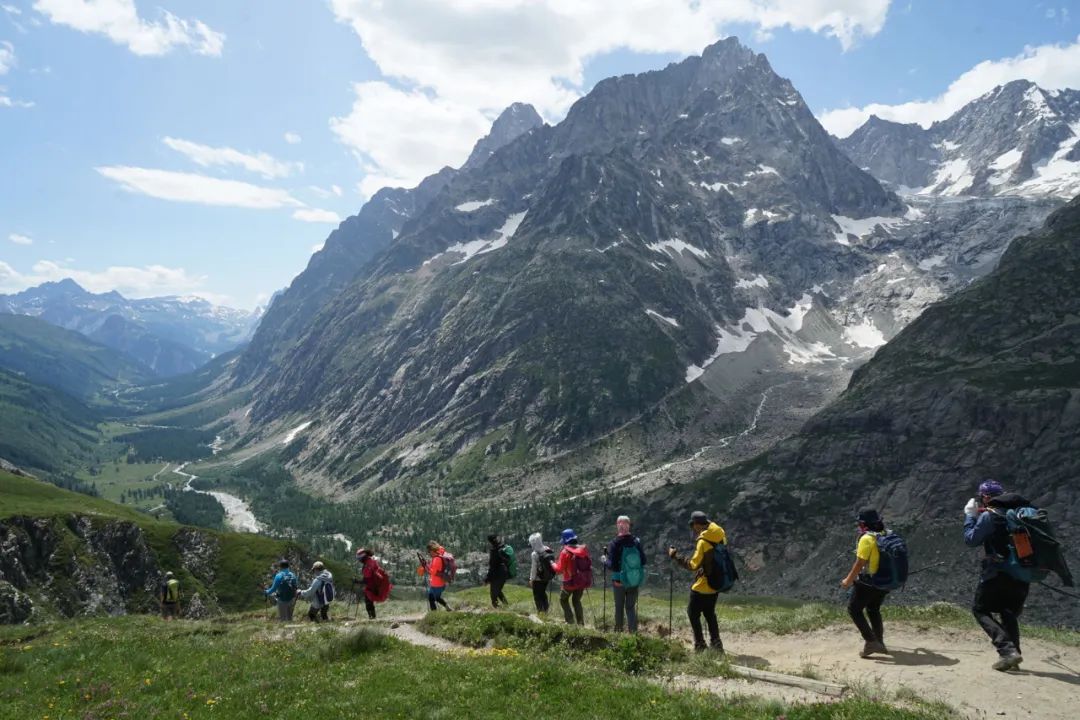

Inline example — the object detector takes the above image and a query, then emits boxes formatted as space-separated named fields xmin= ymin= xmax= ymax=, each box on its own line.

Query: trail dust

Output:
xmin=722 ymin=624 xmax=1080 ymax=719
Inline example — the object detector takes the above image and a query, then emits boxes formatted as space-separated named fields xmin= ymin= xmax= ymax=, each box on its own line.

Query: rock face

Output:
xmin=647 ymin=197 xmax=1080 ymax=624
xmin=228 ymin=38 xmax=1059 ymax=502
xmin=839 ymin=80 xmax=1080 ymax=198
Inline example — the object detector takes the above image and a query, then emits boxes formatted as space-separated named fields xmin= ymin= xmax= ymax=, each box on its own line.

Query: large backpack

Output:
xmin=501 ymin=545 xmax=518 ymax=579
xmin=536 ymin=548 xmax=556 ymax=584
xmin=568 ymin=546 xmax=593 ymax=589
xmin=317 ymin=576 xmax=335 ymax=605
xmin=999 ymin=507 xmax=1074 ymax=586
xmin=438 ymin=552 xmax=458 ymax=584
xmin=620 ymin=543 xmax=645 ymax=589
xmin=277 ymin=571 xmax=298 ymax=602
xmin=868 ymin=532 xmax=909 ymax=590
xmin=703 ymin=539 xmax=738 ymax=593
xmin=369 ymin=563 xmax=392 ymax=603
xmin=165 ymin=579 xmax=180 ymax=603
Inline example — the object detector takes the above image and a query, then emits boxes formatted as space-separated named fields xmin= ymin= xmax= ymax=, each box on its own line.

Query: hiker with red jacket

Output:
xmin=551 ymin=528 xmax=592 ymax=625
xmin=420 ymin=540 xmax=454 ymax=612
xmin=356 ymin=548 xmax=392 ymax=620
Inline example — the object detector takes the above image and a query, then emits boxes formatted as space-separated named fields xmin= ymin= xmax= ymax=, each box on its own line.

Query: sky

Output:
xmin=2 ymin=0 xmax=1079 ymax=309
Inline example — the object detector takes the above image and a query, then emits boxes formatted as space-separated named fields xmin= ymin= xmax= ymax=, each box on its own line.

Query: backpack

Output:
xmin=501 ymin=545 xmax=518 ymax=579
xmin=567 ymin=545 xmax=593 ymax=589
xmin=438 ymin=552 xmax=458 ymax=584
xmin=868 ymin=532 xmax=909 ymax=591
xmin=369 ymin=564 xmax=392 ymax=603
xmin=164 ymin=579 xmax=180 ymax=603
xmin=317 ymin=576 xmax=335 ymax=605
xmin=620 ymin=544 xmax=645 ymax=589
xmin=1000 ymin=507 xmax=1074 ymax=586
xmin=277 ymin=571 xmax=298 ymax=602
xmin=703 ymin=539 xmax=738 ymax=593
xmin=536 ymin=548 xmax=556 ymax=584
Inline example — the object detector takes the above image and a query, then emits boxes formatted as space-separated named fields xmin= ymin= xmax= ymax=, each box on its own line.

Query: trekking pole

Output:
xmin=602 ymin=563 xmax=608 ymax=631
xmin=907 ymin=561 xmax=947 ymax=576
xmin=668 ymin=565 xmax=674 ymax=638
xmin=1038 ymin=581 xmax=1080 ymax=601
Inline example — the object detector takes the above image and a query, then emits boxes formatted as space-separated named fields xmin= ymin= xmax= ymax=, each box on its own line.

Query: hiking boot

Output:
xmin=860 ymin=641 xmax=887 ymax=658
xmin=694 ymin=645 xmax=708 ymax=653
xmin=992 ymin=652 xmax=1023 ymax=672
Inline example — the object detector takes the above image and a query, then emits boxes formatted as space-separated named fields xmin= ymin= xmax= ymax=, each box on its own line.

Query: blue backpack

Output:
xmin=868 ymin=532 xmax=909 ymax=590
xmin=703 ymin=539 xmax=738 ymax=593
xmin=317 ymin=577 xmax=335 ymax=605
xmin=620 ymin=544 xmax=645 ymax=589
xmin=998 ymin=507 xmax=1060 ymax=585
xmin=276 ymin=571 xmax=298 ymax=602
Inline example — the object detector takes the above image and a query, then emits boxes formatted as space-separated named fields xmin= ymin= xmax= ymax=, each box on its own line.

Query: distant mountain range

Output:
xmin=0 ymin=279 xmax=261 ymax=377
xmin=838 ymin=80 xmax=1080 ymax=198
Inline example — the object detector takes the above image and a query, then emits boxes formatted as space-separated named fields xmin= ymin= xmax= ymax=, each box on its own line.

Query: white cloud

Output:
xmin=0 ymin=91 xmax=33 ymax=108
xmin=284 ymin=131 xmax=302 ymax=144
xmin=331 ymin=81 xmax=492 ymax=197
xmin=0 ymin=41 xmax=15 ymax=74
xmin=292 ymin=208 xmax=341 ymax=224
xmin=328 ymin=1 xmax=891 ymax=194
xmin=1 ymin=4 xmax=23 ymax=15
xmin=162 ymin=136 xmax=302 ymax=179
xmin=33 ymin=0 xmax=225 ymax=57
xmin=311 ymin=242 xmax=325 ymax=253
xmin=820 ymin=35 xmax=1080 ymax=137
xmin=0 ymin=258 xmax=228 ymax=302
xmin=9 ymin=233 xmax=33 ymax=245
xmin=96 ymin=166 xmax=304 ymax=209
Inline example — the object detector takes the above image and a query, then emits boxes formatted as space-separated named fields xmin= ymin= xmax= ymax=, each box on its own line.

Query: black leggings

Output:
xmin=687 ymin=591 xmax=721 ymax=649
xmin=973 ymin=574 xmax=1029 ymax=656
xmin=848 ymin=582 xmax=888 ymax=643
xmin=532 ymin=581 xmax=550 ymax=613
xmin=489 ymin=577 xmax=509 ymax=607
xmin=560 ymin=588 xmax=584 ymax=625
xmin=364 ymin=597 xmax=376 ymax=619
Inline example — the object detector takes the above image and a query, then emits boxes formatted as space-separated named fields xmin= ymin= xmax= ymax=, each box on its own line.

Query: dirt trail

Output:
xmin=725 ymin=625 xmax=1080 ymax=719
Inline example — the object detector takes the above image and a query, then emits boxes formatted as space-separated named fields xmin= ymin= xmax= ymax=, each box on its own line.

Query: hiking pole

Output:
xmin=1038 ymin=581 xmax=1080 ymax=601
xmin=668 ymin=565 xmax=674 ymax=638
xmin=907 ymin=561 xmax=947 ymax=576
xmin=602 ymin=563 xmax=608 ymax=631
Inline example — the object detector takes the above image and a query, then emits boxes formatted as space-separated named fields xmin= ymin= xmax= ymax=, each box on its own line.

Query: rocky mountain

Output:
xmin=0 ymin=279 xmax=259 ymax=376
xmin=839 ymin=80 xmax=1080 ymax=198
xmin=645 ymin=197 xmax=1080 ymax=623
xmin=234 ymin=104 xmax=544 ymax=384
xmin=214 ymin=38 xmax=1063 ymax=502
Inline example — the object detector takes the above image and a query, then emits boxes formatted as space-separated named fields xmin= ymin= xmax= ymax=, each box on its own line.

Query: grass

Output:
xmin=77 ymin=460 xmax=172 ymax=507
xmin=0 ymin=614 xmax=951 ymax=720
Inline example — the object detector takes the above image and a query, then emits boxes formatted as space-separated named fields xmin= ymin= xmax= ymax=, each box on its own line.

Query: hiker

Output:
xmin=356 ymin=548 xmax=392 ymax=620
xmin=552 ymin=528 xmax=592 ymax=625
xmin=298 ymin=561 xmax=335 ymax=623
xmin=159 ymin=571 xmax=181 ymax=620
xmin=668 ymin=511 xmax=729 ymax=652
xmin=264 ymin=559 xmax=299 ymax=622
xmin=964 ymin=480 xmax=1032 ymax=671
xmin=604 ymin=515 xmax=647 ymax=633
xmin=483 ymin=534 xmax=513 ymax=609
xmin=528 ymin=532 xmax=555 ymax=614
xmin=840 ymin=509 xmax=893 ymax=658
xmin=421 ymin=541 xmax=454 ymax=611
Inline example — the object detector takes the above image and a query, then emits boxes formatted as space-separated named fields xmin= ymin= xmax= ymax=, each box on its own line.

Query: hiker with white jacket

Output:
xmin=528 ymin=532 xmax=555 ymax=614
xmin=299 ymin=561 xmax=335 ymax=623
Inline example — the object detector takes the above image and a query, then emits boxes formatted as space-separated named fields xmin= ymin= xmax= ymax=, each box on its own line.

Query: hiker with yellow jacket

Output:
xmin=668 ymin=511 xmax=735 ymax=652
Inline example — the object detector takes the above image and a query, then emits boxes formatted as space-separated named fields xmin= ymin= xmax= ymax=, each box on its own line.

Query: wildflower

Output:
xmin=144 ymin=678 xmax=152 ymax=686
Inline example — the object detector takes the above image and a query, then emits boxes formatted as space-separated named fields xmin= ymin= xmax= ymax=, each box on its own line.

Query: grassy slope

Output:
xmin=0 ymin=313 xmax=152 ymax=403
xmin=0 ymin=472 xmax=347 ymax=614
xmin=0 ymin=616 xmax=946 ymax=720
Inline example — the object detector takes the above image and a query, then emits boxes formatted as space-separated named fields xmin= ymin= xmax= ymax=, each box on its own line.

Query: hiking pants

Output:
xmin=560 ymin=588 xmax=584 ymax=625
xmin=613 ymin=584 xmax=639 ymax=633
xmin=532 ymin=581 xmax=551 ymax=613
xmin=308 ymin=604 xmax=329 ymax=622
xmin=364 ymin=597 xmax=377 ymax=620
xmin=688 ymin=591 xmax=722 ymax=650
xmin=428 ymin=586 xmax=451 ymax=611
xmin=276 ymin=599 xmax=295 ymax=622
xmin=848 ymin=582 xmax=888 ymax=644
xmin=973 ymin=574 xmax=1029 ymax=656
xmin=489 ymin=577 xmax=509 ymax=608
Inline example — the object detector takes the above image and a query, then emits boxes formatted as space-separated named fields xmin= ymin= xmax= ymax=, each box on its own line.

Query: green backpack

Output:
xmin=501 ymin=545 xmax=518 ymax=579
xmin=620 ymin=545 xmax=645 ymax=588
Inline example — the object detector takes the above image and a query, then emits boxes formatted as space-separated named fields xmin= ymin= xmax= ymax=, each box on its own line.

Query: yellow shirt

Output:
xmin=857 ymin=532 xmax=880 ymax=576
xmin=687 ymin=522 xmax=727 ymax=594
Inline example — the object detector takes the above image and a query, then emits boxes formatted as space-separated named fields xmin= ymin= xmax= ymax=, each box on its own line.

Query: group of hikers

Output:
xmin=158 ymin=479 xmax=1071 ymax=672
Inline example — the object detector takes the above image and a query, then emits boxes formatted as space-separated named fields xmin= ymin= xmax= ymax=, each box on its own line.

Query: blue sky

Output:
xmin=2 ymin=1 xmax=1078 ymax=309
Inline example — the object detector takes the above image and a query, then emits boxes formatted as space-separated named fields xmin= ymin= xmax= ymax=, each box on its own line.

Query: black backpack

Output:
xmin=703 ymin=539 xmax=738 ymax=593
xmin=536 ymin=548 xmax=556 ymax=584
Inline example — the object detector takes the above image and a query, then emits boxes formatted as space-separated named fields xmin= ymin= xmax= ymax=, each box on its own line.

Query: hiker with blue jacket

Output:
xmin=964 ymin=480 xmax=1031 ymax=671
xmin=840 ymin=509 xmax=893 ymax=658
xmin=264 ymin=559 xmax=298 ymax=622
xmin=298 ymin=561 xmax=335 ymax=623
xmin=603 ymin=515 xmax=646 ymax=633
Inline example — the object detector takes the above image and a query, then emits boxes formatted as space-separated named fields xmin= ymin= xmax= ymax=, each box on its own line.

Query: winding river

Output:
xmin=172 ymin=463 xmax=264 ymax=533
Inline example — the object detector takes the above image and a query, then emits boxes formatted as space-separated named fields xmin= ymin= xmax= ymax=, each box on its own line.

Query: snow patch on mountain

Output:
xmin=425 ymin=211 xmax=528 ymax=266
xmin=283 ymin=421 xmax=313 ymax=445
xmin=735 ymin=275 xmax=769 ymax=289
xmin=831 ymin=213 xmax=908 ymax=245
xmin=843 ymin=318 xmax=886 ymax=348
xmin=645 ymin=309 xmax=680 ymax=327
xmin=646 ymin=238 xmax=710 ymax=259
xmin=455 ymin=199 xmax=495 ymax=212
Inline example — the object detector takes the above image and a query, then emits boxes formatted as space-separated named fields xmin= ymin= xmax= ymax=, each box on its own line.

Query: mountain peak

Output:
xmin=462 ymin=102 xmax=544 ymax=170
